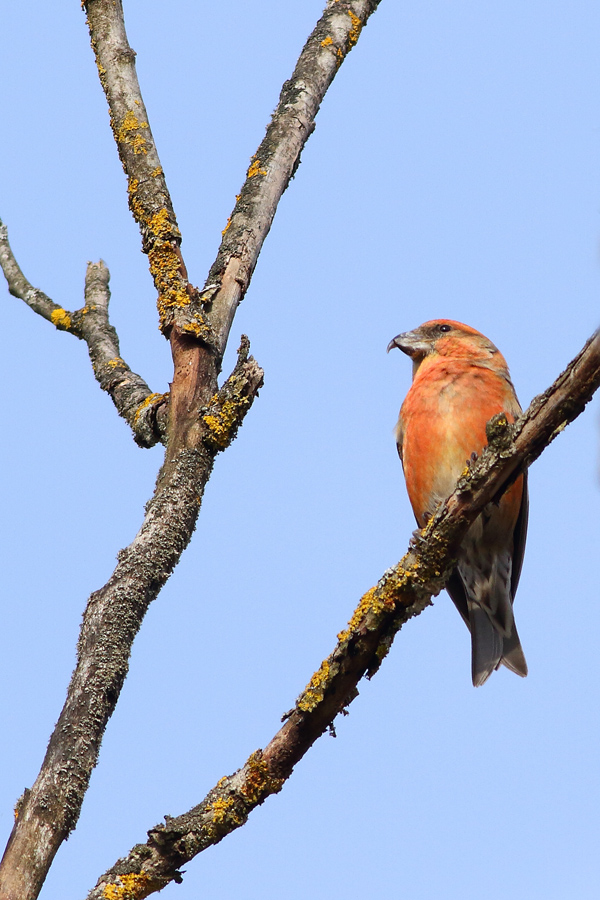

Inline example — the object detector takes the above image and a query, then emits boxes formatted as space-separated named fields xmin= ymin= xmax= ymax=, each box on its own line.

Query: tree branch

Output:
xmin=84 ymin=0 xmax=218 ymax=467
xmin=84 ymin=0 xmax=204 ymax=341
xmin=0 ymin=3 xmax=381 ymax=897
xmin=202 ymin=0 xmax=383 ymax=355
xmin=84 ymin=0 xmax=383 ymax=463
xmin=0 ymin=218 xmax=166 ymax=447
xmin=85 ymin=329 xmax=600 ymax=899
xmin=0 ymin=336 xmax=263 ymax=900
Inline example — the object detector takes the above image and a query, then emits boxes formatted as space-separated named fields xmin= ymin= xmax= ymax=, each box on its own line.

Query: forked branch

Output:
xmin=0 ymin=219 xmax=166 ymax=446
xmin=0 ymin=3 xmax=382 ymax=899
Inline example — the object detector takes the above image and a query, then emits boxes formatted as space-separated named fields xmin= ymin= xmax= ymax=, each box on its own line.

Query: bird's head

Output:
xmin=387 ymin=319 xmax=503 ymax=377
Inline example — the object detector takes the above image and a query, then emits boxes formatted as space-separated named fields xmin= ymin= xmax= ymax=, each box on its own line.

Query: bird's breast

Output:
xmin=399 ymin=363 xmax=521 ymax=525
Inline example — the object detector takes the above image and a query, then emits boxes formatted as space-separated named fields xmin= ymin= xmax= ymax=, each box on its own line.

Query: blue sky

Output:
xmin=1 ymin=2 xmax=599 ymax=898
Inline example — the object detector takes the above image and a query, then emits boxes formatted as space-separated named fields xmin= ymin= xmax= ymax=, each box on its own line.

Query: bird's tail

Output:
xmin=499 ymin=621 xmax=528 ymax=679
xmin=469 ymin=604 xmax=528 ymax=686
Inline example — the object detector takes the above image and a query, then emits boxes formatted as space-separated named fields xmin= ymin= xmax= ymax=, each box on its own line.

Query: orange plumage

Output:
xmin=388 ymin=320 xmax=528 ymax=686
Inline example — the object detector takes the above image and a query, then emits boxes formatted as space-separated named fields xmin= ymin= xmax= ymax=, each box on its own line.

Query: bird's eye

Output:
xmin=439 ymin=324 xmax=452 ymax=333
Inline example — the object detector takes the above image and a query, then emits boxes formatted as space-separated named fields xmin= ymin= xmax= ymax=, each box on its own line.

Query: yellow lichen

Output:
xmin=222 ymin=216 xmax=232 ymax=236
xmin=180 ymin=317 xmax=212 ymax=341
xmin=217 ymin=776 xmax=229 ymax=788
xmin=347 ymin=9 xmax=362 ymax=48
xmin=117 ymin=110 xmax=149 ymax=155
xmin=297 ymin=659 xmax=332 ymax=712
xmin=134 ymin=392 xmax=167 ymax=424
xmin=202 ymin=410 xmax=232 ymax=447
xmin=209 ymin=797 xmax=243 ymax=826
xmin=50 ymin=307 xmax=71 ymax=330
xmin=129 ymin=195 xmax=145 ymax=222
xmin=147 ymin=207 xmax=180 ymax=241
xmin=102 ymin=872 xmax=155 ymax=900
xmin=107 ymin=357 xmax=126 ymax=369
xmin=148 ymin=242 xmax=189 ymax=326
xmin=151 ymin=166 xmax=163 ymax=178
xmin=321 ymin=35 xmax=333 ymax=46
xmin=337 ymin=587 xmax=377 ymax=644
xmin=240 ymin=751 xmax=284 ymax=804
xmin=247 ymin=156 xmax=267 ymax=178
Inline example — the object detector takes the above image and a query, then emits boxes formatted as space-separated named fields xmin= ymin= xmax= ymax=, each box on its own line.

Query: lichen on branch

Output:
xmin=85 ymin=330 xmax=600 ymax=899
xmin=200 ymin=336 xmax=264 ymax=453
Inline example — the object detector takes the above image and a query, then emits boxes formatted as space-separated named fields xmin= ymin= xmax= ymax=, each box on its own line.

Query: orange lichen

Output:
xmin=147 ymin=208 xmax=180 ymax=241
xmin=297 ymin=659 xmax=332 ymax=712
xmin=117 ymin=110 xmax=149 ymax=155
xmin=247 ymin=156 xmax=267 ymax=178
xmin=347 ymin=9 xmax=362 ymax=48
xmin=239 ymin=751 xmax=284 ymax=805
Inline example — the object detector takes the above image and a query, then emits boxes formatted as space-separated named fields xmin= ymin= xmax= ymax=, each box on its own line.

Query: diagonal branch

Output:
xmin=86 ymin=329 xmax=600 ymax=899
xmin=202 ymin=0 xmax=383 ymax=355
xmin=0 ymin=337 xmax=263 ymax=900
xmin=0 ymin=218 xmax=167 ymax=447
xmin=84 ymin=0 xmax=203 ymax=341
xmin=0 ymin=4 xmax=381 ymax=899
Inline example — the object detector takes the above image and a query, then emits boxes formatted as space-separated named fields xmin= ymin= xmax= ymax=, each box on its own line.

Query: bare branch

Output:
xmin=0 ymin=218 xmax=166 ymax=447
xmin=86 ymin=329 xmax=600 ymax=899
xmin=80 ymin=261 xmax=169 ymax=447
xmin=204 ymin=0 xmax=382 ymax=355
xmin=0 ymin=217 xmax=82 ymax=333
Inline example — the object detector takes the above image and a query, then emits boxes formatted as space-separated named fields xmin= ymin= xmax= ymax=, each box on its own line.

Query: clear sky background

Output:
xmin=1 ymin=2 xmax=599 ymax=898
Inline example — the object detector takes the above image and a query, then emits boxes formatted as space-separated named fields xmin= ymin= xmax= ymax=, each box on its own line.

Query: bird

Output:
xmin=387 ymin=319 xmax=528 ymax=686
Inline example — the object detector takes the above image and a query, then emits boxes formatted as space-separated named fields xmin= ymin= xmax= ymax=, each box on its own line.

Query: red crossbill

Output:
xmin=388 ymin=319 xmax=528 ymax=686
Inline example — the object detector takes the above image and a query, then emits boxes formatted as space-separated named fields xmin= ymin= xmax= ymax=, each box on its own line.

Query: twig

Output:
xmin=85 ymin=329 xmax=600 ymax=899
xmin=0 ymin=218 xmax=166 ymax=447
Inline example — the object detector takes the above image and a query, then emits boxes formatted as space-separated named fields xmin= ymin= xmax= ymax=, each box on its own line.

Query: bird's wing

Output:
xmin=510 ymin=470 xmax=529 ymax=600
xmin=394 ymin=415 xmax=404 ymax=464
xmin=446 ymin=569 xmax=470 ymax=629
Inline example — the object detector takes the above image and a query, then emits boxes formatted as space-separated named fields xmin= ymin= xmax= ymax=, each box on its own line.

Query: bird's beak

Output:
xmin=387 ymin=330 xmax=431 ymax=360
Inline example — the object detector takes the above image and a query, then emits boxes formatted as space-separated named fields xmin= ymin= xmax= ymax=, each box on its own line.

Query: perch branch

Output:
xmin=86 ymin=329 xmax=600 ymax=899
